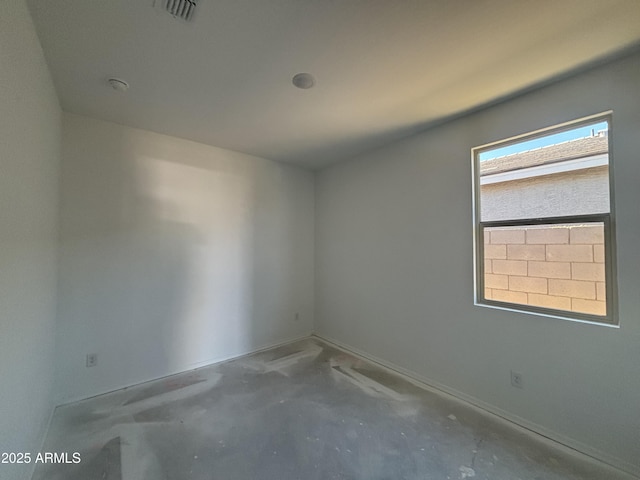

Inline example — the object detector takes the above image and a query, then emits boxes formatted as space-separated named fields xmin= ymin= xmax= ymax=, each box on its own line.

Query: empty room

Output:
xmin=2 ymin=0 xmax=640 ymax=479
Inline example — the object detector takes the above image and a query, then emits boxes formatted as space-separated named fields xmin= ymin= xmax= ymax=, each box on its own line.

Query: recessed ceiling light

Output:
xmin=292 ymin=73 xmax=315 ymax=89
xmin=107 ymin=78 xmax=129 ymax=92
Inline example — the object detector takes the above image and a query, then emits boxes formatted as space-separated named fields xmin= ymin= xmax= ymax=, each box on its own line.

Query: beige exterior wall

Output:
xmin=481 ymin=166 xmax=609 ymax=221
xmin=484 ymin=224 xmax=606 ymax=316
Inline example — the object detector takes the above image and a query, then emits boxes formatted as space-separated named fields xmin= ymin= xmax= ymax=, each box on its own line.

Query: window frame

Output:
xmin=472 ymin=112 xmax=618 ymax=326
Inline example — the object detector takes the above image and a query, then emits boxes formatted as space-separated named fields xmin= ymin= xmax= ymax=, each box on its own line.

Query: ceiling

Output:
xmin=28 ymin=0 xmax=640 ymax=169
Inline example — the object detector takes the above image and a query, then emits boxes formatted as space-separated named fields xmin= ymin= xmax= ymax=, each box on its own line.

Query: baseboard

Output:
xmin=312 ymin=333 xmax=640 ymax=479
xmin=55 ymin=331 xmax=314 ymax=407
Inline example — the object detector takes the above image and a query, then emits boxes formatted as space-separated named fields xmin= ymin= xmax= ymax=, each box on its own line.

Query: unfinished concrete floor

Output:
xmin=33 ymin=338 xmax=634 ymax=480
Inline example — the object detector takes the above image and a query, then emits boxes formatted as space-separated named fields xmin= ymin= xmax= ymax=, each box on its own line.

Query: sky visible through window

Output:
xmin=479 ymin=121 xmax=608 ymax=161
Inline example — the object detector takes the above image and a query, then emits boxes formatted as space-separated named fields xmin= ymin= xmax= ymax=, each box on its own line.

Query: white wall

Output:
xmin=57 ymin=113 xmax=314 ymax=403
xmin=316 ymin=52 xmax=640 ymax=475
xmin=0 ymin=1 xmax=61 ymax=479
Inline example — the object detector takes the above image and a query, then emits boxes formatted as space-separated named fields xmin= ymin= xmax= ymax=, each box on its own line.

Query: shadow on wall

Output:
xmin=132 ymin=155 xmax=255 ymax=368
xmin=56 ymin=118 xmax=310 ymax=402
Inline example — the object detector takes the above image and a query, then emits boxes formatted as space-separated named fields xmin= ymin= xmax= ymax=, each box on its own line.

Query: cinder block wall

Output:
xmin=484 ymin=225 xmax=606 ymax=315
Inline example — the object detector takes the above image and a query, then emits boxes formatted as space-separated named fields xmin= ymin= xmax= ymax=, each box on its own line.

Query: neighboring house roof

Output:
xmin=480 ymin=134 xmax=608 ymax=176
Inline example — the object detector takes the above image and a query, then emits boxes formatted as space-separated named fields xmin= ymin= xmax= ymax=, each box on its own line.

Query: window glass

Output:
xmin=474 ymin=115 xmax=615 ymax=324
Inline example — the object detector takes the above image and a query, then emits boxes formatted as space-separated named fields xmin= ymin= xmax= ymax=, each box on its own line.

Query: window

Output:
xmin=473 ymin=113 xmax=616 ymax=325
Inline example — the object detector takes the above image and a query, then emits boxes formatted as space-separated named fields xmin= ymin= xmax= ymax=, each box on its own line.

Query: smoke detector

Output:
xmin=292 ymin=73 xmax=315 ymax=90
xmin=107 ymin=78 xmax=129 ymax=93
xmin=154 ymin=0 xmax=198 ymax=22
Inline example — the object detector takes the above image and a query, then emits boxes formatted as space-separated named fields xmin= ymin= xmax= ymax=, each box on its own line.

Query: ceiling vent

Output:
xmin=155 ymin=0 xmax=198 ymax=22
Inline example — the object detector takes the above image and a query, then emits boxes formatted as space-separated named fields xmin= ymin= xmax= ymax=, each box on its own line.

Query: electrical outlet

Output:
xmin=86 ymin=354 xmax=97 ymax=368
xmin=511 ymin=371 xmax=523 ymax=389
